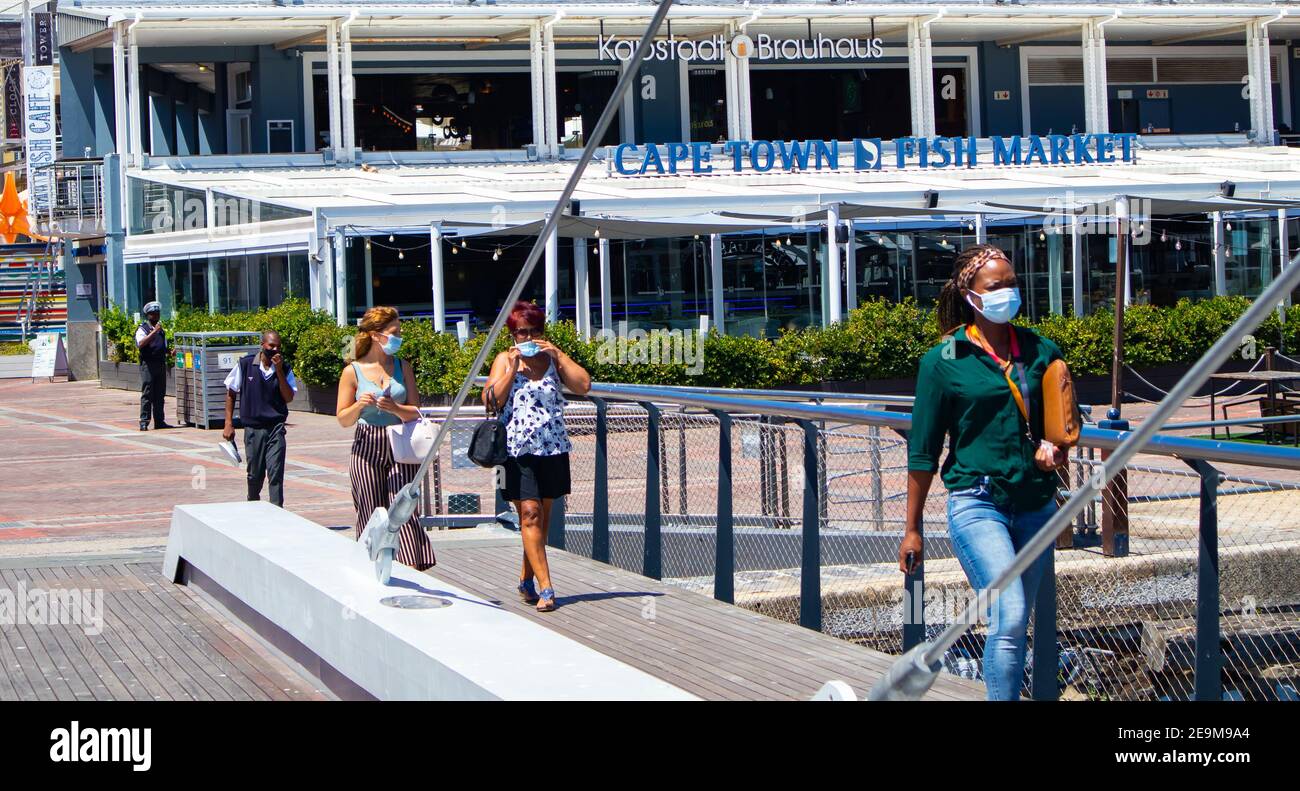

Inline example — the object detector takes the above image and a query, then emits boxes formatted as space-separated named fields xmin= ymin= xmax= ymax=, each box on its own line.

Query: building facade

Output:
xmin=42 ymin=1 xmax=1300 ymax=352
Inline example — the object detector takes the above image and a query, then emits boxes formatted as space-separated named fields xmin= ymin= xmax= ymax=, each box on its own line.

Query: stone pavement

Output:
xmin=0 ymin=378 xmax=361 ymax=559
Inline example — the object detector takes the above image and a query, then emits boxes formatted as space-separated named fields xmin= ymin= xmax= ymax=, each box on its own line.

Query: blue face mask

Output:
xmin=515 ymin=340 xmax=541 ymax=357
xmin=380 ymin=333 xmax=403 ymax=355
xmin=968 ymin=287 xmax=1022 ymax=324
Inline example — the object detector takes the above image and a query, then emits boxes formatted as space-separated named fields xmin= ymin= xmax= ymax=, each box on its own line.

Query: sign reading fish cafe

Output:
xmin=611 ymin=134 xmax=1139 ymax=176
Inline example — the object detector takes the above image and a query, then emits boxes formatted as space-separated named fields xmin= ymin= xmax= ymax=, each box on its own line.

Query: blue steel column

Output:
xmin=102 ymin=153 xmax=125 ymax=310
xmin=641 ymin=401 xmax=662 ymax=580
xmin=797 ymin=419 xmax=822 ymax=631
xmin=591 ymin=396 xmax=610 ymax=563
xmin=711 ymin=409 xmax=735 ymax=604
xmin=1188 ymin=458 xmax=1223 ymax=701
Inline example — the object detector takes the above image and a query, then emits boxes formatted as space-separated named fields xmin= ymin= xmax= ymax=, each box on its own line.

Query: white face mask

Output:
xmin=966 ymin=287 xmax=1023 ymax=324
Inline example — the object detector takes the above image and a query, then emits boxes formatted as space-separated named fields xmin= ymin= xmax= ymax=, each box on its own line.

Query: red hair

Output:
xmin=506 ymin=301 xmax=545 ymax=334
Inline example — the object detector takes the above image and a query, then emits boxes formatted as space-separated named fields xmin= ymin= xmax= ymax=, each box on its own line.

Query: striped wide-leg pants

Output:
xmin=350 ymin=423 xmax=436 ymax=571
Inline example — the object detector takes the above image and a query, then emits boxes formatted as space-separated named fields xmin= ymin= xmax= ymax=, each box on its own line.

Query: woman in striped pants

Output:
xmin=336 ymin=306 xmax=435 ymax=571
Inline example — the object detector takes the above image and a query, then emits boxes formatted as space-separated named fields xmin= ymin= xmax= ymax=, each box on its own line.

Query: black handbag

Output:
xmin=468 ymin=388 xmax=509 ymax=468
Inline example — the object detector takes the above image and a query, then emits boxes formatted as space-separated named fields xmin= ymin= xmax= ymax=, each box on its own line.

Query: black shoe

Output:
xmin=155 ymin=423 xmax=175 ymax=430
xmin=139 ymin=424 xmax=149 ymax=431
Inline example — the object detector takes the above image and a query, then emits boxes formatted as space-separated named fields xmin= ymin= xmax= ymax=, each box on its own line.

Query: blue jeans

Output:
xmin=946 ymin=477 xmax=1056 ymax=701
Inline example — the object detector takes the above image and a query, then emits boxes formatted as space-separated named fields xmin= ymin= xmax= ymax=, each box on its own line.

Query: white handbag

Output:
xmin=386 ymin=417 xmax=436 ymax=465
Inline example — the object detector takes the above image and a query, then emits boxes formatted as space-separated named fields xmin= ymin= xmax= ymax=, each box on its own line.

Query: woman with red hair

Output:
xmin=483 ymin=301 xmax=591 ymax=612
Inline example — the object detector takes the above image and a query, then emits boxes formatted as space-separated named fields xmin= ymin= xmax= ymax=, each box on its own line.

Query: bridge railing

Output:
xmin=420 ymin=382 xmax=1300 ymax=702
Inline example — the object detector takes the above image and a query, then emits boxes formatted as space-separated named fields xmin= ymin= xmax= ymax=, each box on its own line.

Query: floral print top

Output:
xmin=502 ymin=357 xmax=571 ymax=457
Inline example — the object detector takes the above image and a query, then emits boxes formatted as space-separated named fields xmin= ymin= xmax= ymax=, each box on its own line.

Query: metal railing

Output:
xmin=32 ymin=159 xmax=105 ymax=238
xmin=423 ymin=380 xmax=1300 ymax=701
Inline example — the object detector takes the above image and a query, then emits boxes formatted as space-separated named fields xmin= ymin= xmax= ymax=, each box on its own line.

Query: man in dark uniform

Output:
xmin=134 ymin=301 xmax=173 ymax=431
xmin=222 ymin=330 xmax=297 ymax=507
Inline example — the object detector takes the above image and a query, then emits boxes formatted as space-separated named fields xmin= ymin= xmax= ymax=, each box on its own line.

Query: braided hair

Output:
xmin=936 ymin=243 xmax=1010 ymax=336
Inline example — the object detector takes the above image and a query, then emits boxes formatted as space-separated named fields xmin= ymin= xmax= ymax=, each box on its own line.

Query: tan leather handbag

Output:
xmin=1042 ymin=359 xmax=1082 ymax=448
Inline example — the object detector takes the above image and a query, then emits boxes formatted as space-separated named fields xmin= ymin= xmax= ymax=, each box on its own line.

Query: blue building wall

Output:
xmin=250 ymin=46 xmax=306 ymax=153
xmin=977 ymin=41 xmax=1023 ymax=137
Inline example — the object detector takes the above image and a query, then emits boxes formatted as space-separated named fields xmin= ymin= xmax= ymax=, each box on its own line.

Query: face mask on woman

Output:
xmin=515 ymin=340 xmax=542 ymax=357
xmin=379 ymin=332 xmax=403 ymax=355
xmin=967 ymin=287 xmax=1022 ymax=324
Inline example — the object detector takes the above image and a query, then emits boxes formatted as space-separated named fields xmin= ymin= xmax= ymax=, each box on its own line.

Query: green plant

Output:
xmin=98 ymin=303 xmax=141 ymax=363
xmin=295 ymin=322 xmax=356 ymax=389
xmin=0 ymin=341 xmax=32 ymax=356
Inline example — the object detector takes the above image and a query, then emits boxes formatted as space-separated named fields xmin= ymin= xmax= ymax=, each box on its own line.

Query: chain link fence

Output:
xmin=418 ymin=399 xmax=1300 ymax=701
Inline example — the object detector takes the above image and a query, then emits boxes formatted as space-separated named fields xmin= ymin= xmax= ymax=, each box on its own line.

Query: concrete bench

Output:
xmin=163 ymin=501 xmax=696 ymax=701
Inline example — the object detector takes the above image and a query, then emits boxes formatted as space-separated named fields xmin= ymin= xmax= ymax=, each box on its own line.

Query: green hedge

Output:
xmin=97 ymin=296 xmax=1299 ymax=394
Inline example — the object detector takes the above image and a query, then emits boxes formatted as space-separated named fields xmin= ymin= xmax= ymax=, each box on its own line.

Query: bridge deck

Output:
xmin=429 ymin=534 xmax=986 ymax=701
xmin=0 ymin=557 xmax=330 ymax=701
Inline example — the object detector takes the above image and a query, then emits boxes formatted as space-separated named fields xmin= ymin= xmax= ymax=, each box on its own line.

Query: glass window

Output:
xmin=852 ymin=230 xmax=913 ymax=305
xmin=556 ymin=70 xmax=620 ymax=148
xmin=688 ymin=68 xmax=727 ymax=143
xmin=318 ymin=72 xmax=535 ymax=153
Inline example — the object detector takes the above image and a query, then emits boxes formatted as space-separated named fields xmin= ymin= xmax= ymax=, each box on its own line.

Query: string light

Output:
xmin=1161 ymin=229 xmax=1167 ymax=243
xmin=398 ymin=250 xmax=404 ymax=260
xmin=1039 ymin=231 xmax=1046 ymax=241
xmin=1175 ymin=239 xmax=1182 ymax=251
xmin=460 ymin=239 xmax=467 ymax=248
xmin=388 ymin=234 xmax=395 ymax=242
xmin=785 ymin=236 xmax=792 ymax=246
xmin=365 ymin=239 xmax=371 ymax=251
xmin=451 ymin=246 xmax=458 ymax=254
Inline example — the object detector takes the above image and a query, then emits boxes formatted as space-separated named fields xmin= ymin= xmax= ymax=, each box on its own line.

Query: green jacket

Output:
xmin=907 ymin=325 xmax=1065 ymax=512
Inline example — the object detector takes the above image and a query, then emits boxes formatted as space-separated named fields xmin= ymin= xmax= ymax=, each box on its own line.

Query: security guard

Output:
xmin=222 ymin=330 xmax=297 ymax=507
xmin=135 ymin=301 xmax=173 ymax=431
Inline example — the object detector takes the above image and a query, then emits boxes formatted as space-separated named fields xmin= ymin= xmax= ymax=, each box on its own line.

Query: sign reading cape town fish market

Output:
xmin=611 ymin=134 xmax=1139 ymax=176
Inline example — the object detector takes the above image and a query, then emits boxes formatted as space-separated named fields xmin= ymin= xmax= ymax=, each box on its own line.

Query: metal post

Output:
xmin=1187 ymin=458 xmax=1223 ymax=701
xmin=325 ymin=19 xmax=342 ymax=161
xmin=710 ymin=233 xmax=725 ymax=335
xmin=659 ymin=412 xmax=670 ymax=514
xmin=544 ymin=217 xmax=559 ymax=321
xmin=340 ymin=16 xmax=356 ymax=162
xmin=429 ymin=225 xmax=445 ymax=333
xmin=599 ymin=237 xmax=613 ymax=335
xmin=818 ymin=420 xmax=829 ymax=525
xmin=591 ymin=396 xmax=610 ymax=563
xmin=711 ymin=410 xmax=735 ymax=604
xmin=574 ymin=237 xmax=590 ymax=339
xmin=678 ymin=412 xmax=688 ymax=515
xmin=759 ymin=418 xmax=772 ymax=517
xmin=902 ymin=559 xmax=925 ymax=652
xmin=1213 ymin=212 xmax=1227 ymax=296
xmin=797 ymin=419 xmax=822 ymax=631
xmin=1070 ymin=212 xmax=1084 ymax=316
xmin=548 ymin=495 xmax=566 ymax=550
xmin=1031 ymin=549 xmax=1059 ymax=700
xmin=844 ymin=221 xmax=858 ymax=313
xmin=870 ymin=424 xmax=883 ymax=530
xmin=641 ymin=401 xmax=663 ymax=580
xmin=974 ymin=212 xmax=987 ymax=245
xmin=827 ymin=204 xmax=842 ymax=325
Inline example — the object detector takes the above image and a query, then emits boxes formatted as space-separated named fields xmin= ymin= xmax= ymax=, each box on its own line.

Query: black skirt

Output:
xmin=502 ymin=452 xmax=571 ymax=502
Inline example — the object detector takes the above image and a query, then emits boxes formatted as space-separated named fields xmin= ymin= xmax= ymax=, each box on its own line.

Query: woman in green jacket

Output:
xmin=899 ymin=243 xmax=1067 ymax=700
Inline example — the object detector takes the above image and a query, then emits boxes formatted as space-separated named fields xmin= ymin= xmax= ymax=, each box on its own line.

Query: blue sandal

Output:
xmin=518 ymin=579 xmax=539 ymax=604
xmin=536 ymin=588 xmax=556 ymax=612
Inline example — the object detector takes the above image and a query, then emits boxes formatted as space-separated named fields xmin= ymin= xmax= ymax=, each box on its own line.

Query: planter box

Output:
xmin=804 ymin=357 xmax=1261 ymax=406
xmin=98 ymin=359 xmax=176 ymax=396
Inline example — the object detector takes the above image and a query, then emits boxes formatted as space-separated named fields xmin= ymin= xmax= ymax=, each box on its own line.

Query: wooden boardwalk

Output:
xmin=0 ymin=556 xmax=330 ymax=701
xmin=429 ymin=534 xmax=986 ymax=701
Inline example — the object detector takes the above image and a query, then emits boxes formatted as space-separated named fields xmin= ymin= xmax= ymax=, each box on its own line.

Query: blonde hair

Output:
xmin=350 ymin=306 xmax=399 ymax=362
